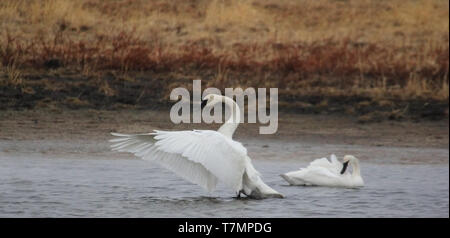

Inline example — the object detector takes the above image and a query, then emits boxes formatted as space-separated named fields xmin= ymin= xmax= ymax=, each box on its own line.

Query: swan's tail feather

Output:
xmin=280 ymin=174 xmax=293 ymax=184
xmin=280 ymin=172 xmax=311 ymax=186
xmin=242 ymin=157 xmax=284 ymax=199
xmin=280 ymin=173 xmax=304 ymax=185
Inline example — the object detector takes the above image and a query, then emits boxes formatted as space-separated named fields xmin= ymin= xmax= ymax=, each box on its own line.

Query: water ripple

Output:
xmin=0 ymin=156 xmax=448 ymax=217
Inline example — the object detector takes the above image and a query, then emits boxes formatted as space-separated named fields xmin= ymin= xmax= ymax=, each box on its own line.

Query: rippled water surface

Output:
xmin=0 ymin=154 xmax=448 ymax=217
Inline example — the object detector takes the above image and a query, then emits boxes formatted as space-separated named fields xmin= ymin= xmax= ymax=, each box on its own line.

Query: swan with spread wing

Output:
xmin=110 ymin=94 xmax=283 ymax=199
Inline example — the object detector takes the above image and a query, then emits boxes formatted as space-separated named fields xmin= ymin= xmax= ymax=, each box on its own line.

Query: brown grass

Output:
xmin=0 ymin=0 xmax=448 ymax=111
xmin=1 ymin=57 xmax=23 ymax=87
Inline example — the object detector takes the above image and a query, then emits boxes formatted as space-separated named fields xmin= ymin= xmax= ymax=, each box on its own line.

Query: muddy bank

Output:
xmin=0 ymin=70 xmax=449 ymax=122
xmin=0 ymin=109 xmax=448 ymax=165
xmin=1 ymin=108 xmax=448 ymax=146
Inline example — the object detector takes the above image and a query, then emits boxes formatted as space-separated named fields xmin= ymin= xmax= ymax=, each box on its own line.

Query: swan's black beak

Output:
xmin=201 ymin=99 xmax=208 ymax=109
xmin=340 ymin=161 xmax=349 ymax=174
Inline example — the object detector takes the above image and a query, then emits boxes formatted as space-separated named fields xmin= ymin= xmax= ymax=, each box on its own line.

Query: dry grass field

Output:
xmin=0 ymin=0 xmax=448 ymax=120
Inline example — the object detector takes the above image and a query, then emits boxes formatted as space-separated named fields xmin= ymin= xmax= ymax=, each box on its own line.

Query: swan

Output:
xmin=280 ymin=154 xmax=364 ymax=188
xmin=109 ymin=94 xmax=283 ymax=199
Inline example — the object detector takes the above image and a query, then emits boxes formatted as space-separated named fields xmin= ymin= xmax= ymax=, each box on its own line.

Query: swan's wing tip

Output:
xmin=111 ymin=132 xmax=129 ymax=137
xmin=276 ymin=193 xmax=285 ymax=199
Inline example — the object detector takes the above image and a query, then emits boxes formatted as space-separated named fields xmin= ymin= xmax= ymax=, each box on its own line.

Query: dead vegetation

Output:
xmin=0 ymin=0 xmax=448 ymax=120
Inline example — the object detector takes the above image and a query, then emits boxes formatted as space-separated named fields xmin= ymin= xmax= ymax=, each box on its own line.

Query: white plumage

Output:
xmin=281 ymin=154 xmax=364 ymax=188
xmin=110 ymin=94 xmax=283 ymax=199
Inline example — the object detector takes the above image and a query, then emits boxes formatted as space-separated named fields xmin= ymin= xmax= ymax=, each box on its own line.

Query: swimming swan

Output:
xmin=280 ymin=154 xmax=364 ymax=188
xmin=110 ymin=94 xmax=283 ymax=199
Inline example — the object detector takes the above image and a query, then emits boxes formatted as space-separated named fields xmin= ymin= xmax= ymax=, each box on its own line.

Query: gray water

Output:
xmin=0 ymin=154 xmax=448 ymax=217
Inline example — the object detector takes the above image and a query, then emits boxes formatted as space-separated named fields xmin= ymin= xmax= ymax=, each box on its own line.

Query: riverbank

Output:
xmin=1 ymin=69 xmax=449 ymax=122
xmin=1 ymin=109 xmax=448 ymax=165
xmin=1 ymin=0 xmax=448 ymax=122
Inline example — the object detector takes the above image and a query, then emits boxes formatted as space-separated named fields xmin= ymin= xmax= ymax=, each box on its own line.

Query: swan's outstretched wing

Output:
xmin=110 ymin=130 xmax=248 ymax=192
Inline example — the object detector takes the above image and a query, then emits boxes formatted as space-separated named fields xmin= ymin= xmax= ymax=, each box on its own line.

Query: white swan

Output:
xmin=280 ymin=154 xmax=364 ymax=188
xmin=110 ymin=94 xmax=283 ymax=199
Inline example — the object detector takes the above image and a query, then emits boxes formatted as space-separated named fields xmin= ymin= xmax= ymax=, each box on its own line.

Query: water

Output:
xmin=0 ymin=153 xmax=448 ymax=217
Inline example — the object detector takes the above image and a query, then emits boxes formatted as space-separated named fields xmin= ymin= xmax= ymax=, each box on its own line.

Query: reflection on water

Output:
xmin=0 ymin=155 xmax=448 ymax=217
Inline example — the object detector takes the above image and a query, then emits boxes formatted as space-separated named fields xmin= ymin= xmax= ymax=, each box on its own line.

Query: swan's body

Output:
xmin=281 ymin=155 xmax=364 ymax=188
xmin=110 ymin=94 xmax=283 ymax=199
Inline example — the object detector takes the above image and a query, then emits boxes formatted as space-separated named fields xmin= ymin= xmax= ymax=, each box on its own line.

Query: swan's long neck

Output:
xmin=218 ymin=97 xmax=240 ymax=139
xmin=351 ymin=160 xmax=361 ymax=177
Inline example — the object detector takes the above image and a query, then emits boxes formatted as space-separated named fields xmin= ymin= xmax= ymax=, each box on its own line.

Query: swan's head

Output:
xmin=341 ymin=155 xmax=358 ymax=174
xmin=201 ymin=94 xmax=223 ymax=109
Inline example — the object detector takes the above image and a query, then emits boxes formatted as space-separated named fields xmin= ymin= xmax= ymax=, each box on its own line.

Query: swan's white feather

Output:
xmin=281 ymin=154 xmax=364 ymax=188
xmin=110 ymin=130 xmax=248 ymax=193
xmin=109 ymin=94 xmax=283 ymax=198
xmin=308 ymin=154 xmax=343 ymax=174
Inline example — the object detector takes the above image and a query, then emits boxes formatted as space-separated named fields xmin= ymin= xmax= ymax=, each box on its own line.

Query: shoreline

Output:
xmin=1 ymin=108 xmax=447 ymax=148
xmin=1 ymin=109 xmax=448 ymax=165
